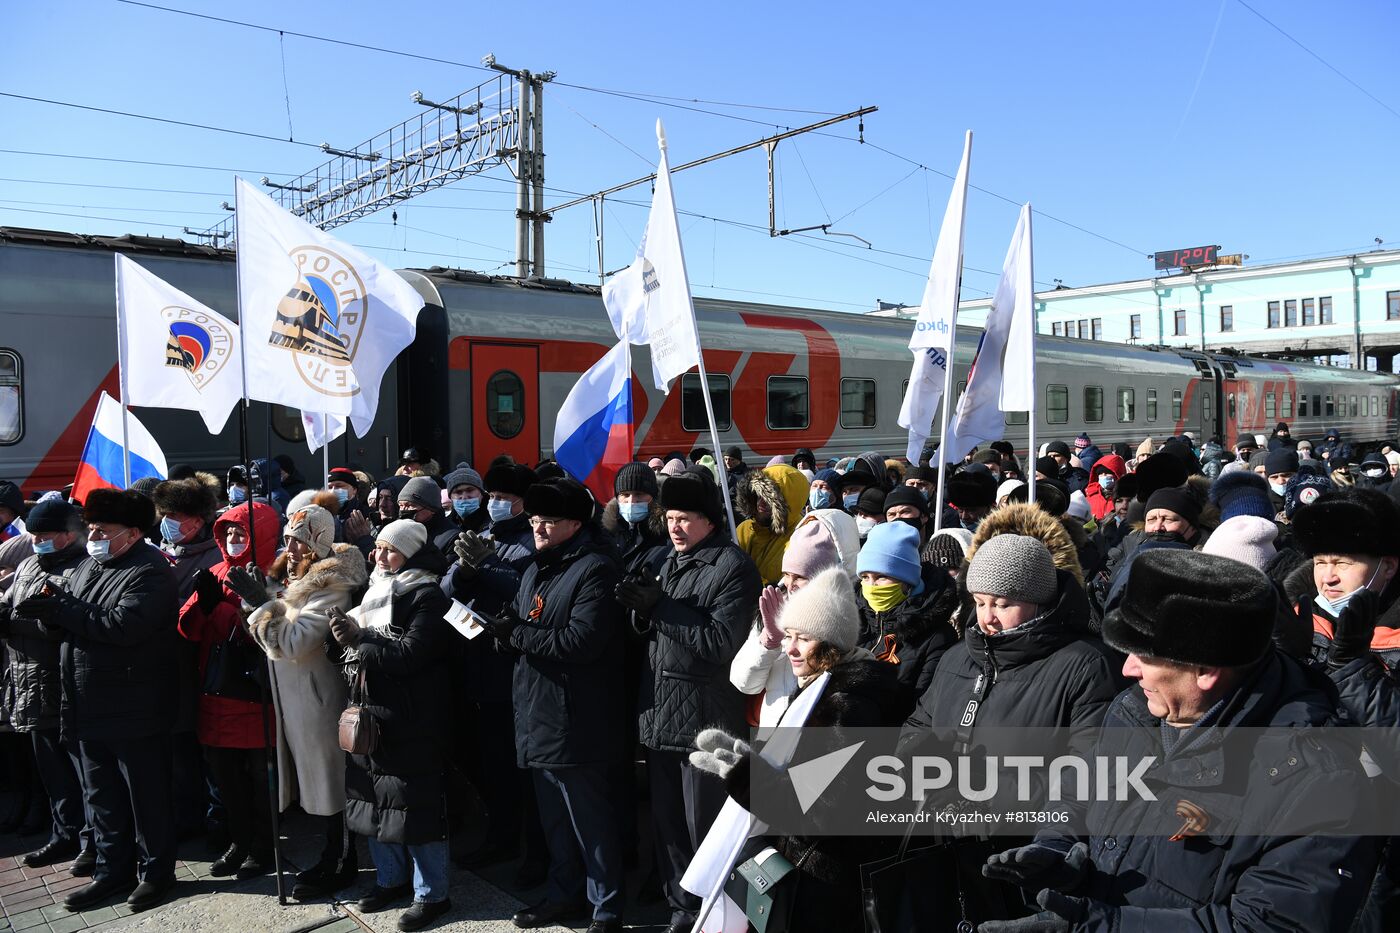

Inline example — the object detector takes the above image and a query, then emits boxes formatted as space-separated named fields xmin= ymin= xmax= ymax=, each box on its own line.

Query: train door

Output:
xmin=470 ymin=342 xmax=539 ymax=467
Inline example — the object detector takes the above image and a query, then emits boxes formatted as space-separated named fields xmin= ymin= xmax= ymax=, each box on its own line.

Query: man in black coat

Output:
xmin=982 ymin=549 xmax=1376 ymax=932
xmin=16 ymin=488 xmax=180 ymax=913
xmin=483 ymin=479 xmax=627 ymax=933
xmin=615 ymin=472 xmax=761 ymax=933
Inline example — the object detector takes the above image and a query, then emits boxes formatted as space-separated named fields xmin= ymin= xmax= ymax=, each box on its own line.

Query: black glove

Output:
xmin=225 ymin=566 xmax=270 ymax=609
xmin=615 ymin=576 xmax=663 ymax=617
xmin=14 ymin=593 xmax=60 ymax=620
xmin=193 ymin=568 xmax=224 ymax=615
xmin=979 ymin=889 xmax=1097 ymax=932
xmin=1329 ymin=588 xmax=1380 ymax=670
xmin=476 ymin=606 xmax=520 ymax=642
xmin=983 ymin=841 xmax=1091 ymax=894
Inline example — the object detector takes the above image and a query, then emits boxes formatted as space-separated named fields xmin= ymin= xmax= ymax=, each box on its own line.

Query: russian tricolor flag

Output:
xmin=71 ymin=391 xmax=168 ymax=504
xmin=554 ymin=341 xmax=635 ymax=503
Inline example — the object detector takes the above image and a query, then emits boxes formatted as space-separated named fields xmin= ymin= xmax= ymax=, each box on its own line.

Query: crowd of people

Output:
xmin=0 ymin=422 xmax=1398 ymax=931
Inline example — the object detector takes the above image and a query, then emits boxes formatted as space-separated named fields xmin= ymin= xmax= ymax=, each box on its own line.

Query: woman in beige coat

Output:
xmin=229 ymin=501 xmax=367 ymax=901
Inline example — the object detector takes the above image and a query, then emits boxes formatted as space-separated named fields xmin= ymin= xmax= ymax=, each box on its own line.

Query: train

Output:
xmin=3 ymin=226 xmax=1398 ymax=495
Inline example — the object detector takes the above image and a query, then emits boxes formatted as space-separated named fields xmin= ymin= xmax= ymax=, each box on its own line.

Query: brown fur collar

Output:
xmin=277 ymin=543 xmax=368 ymax=608
xmin=735 ymin=470 xmax=791 ymax=537
xmin=601 ymin=497 xmax=667 ymax=537
xmin=964 ymin=502 xmax=1085 ymax=587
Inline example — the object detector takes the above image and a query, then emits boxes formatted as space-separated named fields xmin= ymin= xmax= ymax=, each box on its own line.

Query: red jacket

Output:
xmin=1085 ymin=454 xmax=1127 ymax=521
xmin=177 ymin=502 xmax=280 ymax=749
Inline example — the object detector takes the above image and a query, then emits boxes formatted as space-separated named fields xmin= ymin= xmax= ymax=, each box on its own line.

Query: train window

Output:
xmin=485 ymin=370 xmax=525 ymax=439
xmin=1004 ymin=410 xmax=1029 ymax=425
xmin=1370 ymin=396 xmax=1378 ymax=417
xmin=1351 ymin=395 xmax=1359 ymax=418
xmin=767 ymin=376 xmax=809 ymax=430
xmin=1084 ymin=386 xmax=1103 ymax=423
xmin=1047 ymin=385 xmax=1069 ymax=424
xmin=1172 ymin=390 xmax=1182 ymax=421
xmin=1325 ymin=394 xmax=1334 ymax=417
xmin=269 ymin=404 xmax=306 ymax=444
xmin=0 ymin=350 xmax=21 ymax=445
xmin=1264 ymin=393 xmax=1275 ymax=421
xmin=1298 ymin=394 xmax=1309 ymax=417
xmin=1202 ymin=392 xmax=1212 ymax=421
xmin=839 ymin=378 xmax=877 ymax=429
xmin=1281 ymin=393 xmax=1293 ymax=418
xmin=1116 ymin=387 xmax=1135 ymax=423
xmin=1146 ymin=388 xmax=1158 ymax=422
xmin=1228 ymin=393 xmax=1236 ymax=419
xmin=681 ymin=374 xmax=732 ymax=432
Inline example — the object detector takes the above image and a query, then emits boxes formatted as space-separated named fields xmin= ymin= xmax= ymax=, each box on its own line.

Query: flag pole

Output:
xmin=113 ymin=256 xmax=132 ymax=487
xmin=322 ymin=414 xmax=330 ymax=481
xmin=1025 ymin=206 xmax=1037 ymax=505
xmin=233 ymin=184 xmax=288 ymax=907
xmin=931 ymin=270 xmax=964 ymax=534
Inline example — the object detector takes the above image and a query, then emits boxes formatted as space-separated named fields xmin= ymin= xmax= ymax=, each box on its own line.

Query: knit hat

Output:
xmin=647 ymin=457 xmax=665 ymax=470
xmin=782 ymin=517 xmax=843 ymax=580
xmin=1292 ymin=487 xmax=1400 ymax=557
xmin=485 ymin=463 xmax=536 ymax=498
xmin=1202 ymin=516 xmax=1278 ymax=572
xmin=1066 ymin=490 xmax=1092 ymax=522
xmin=660 ymin=459 xmax=687 ymax=477
xmin=1135 ymin=437 xmax=1155 ymax=459
xmin=777 ymin=566 xmax=860 ymax=653
xmin=883 ymin=486 xmax=928 ymax=516
xmin=724 ymin=446 xmax=743 ymax=460
xmin=327 ymin=467 xmax=358 ymax=487
xmin=1074 ymin=433 xmax=1092 ymax=450
xmin=285 ymin=504 xmax=336 ymax=558
xmin=659 ymin=472 xmax=723 ymax=526
xmin=0 ymin=481 xmax=25 ymax=519
xmin=398 ymin=476 xmax=443 ymax=513
xmin=524 ymin=478 xmax=595 ymax=523
xmin=965 ymin=533 xmax=1058 ymax=605
xmin=152 ymin=477 xmax=218 ymax=520
xmin=766 ymin=455 xmax=786 ymax=467
xmin=974 ymin=449 xmax=1003 ymax=466
xmin=1235 ymin=434 xmax=1259 ymax=451
xmin=1133 ymin=453 xmax=1189 ymax=502
xmin=1208 ymin=472 xmax=1274 ymax=522
xmin=128 ymin=476 xmax=162 ymax=499
xmin=791 ymin=448 xmax=816 ymax=469
xmin=947 ymin=470 xmax=997 ymax=509
xmin=997 ymin=479 xmax=1026 ymax=502
xmin=25 ymin=498 xmax=79 ymax=534
xmin=1144 ymin=487 xmax=1201 ymax=527
xmin=376 ymin=518 xmax=427 ymax=558
xmin=443 ymin=462 xmax=484 ymax=494
xmin=904 ymin=466 xmax=938 ymax=485
xmin=812 ymin=468 xmax=841 ymax=487
xmin=1045 ymin=441 xmax=1071 ymax=458
xmin=82 ymin=487 xmax=154 ymax=529
xmin=1034 ymin=456 xmax=1059 ymax=478
xmin=614 ymin=462 xmax=659 ymax=498
xmin=1247 ymin=450 xmax=1269 ymax=471
xmin=1103 ymin=549 xmax=1275 ymax=668
xmin=856 ymin=521 xmax=922 ymax=587
xmin=854 ymin=487 xmax=887 ymax=516
xmin=839 ymin=469 xmax=880 ymax=492
xmin=926 ymin=527 xmax=973 ymax=571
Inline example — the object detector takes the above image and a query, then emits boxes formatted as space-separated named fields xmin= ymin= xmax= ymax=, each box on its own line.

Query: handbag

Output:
xmin=722 ymin=844 xmax=796 ymax=933
xmin=202 ymin=622 xmax=269 ymax=704
xmin=337 ymin=665 xmax=379 ymax=755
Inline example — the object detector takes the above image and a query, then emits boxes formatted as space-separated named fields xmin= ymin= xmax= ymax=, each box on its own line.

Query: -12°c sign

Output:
xmin=1154 ymin=245 xmax=1220 ymax=270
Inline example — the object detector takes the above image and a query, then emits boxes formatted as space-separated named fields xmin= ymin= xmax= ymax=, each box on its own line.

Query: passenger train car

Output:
xmin=3 ymin=227 xmax=1397 ymax=495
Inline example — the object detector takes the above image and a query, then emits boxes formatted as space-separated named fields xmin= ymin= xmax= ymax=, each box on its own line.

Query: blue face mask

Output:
xmin=1315 ymin=564 xmax=1382 ymax=617
xmin=453 ymin=497 xmax=480 ymax=517
xmin=488 ymin=499 xmax=514 ymax=523
xmin=161 ymin=516 xmax=188 ymax=545
xmin=620 ymin=502 xmax=650 ymax=524
xmin=842 ymin=492 xmax=860 ymax=510
xmin=228 ymin=487 xmax=247 ymax=505
xmin=334 ymin=488 xmax=350 ymax=505
xmin=34 ymin=539 xmax=57 ymax=555
xmin=809 ymin=489 xmax=831 ymax=510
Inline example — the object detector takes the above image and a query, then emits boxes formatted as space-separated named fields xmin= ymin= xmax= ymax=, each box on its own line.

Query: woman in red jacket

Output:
xmin=177 ymin=501 xmax=280 ymax=878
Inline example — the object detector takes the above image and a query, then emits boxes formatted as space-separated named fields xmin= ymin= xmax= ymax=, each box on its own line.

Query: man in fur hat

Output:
xmin=14 ymin=489 xmax=180 ymax=913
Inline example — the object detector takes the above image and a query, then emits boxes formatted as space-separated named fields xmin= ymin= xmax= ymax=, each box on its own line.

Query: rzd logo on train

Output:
xmin=162 ymin=307 xmax=233 ymax=392
xmin=268 ymin=245 xmax=366 ymax=398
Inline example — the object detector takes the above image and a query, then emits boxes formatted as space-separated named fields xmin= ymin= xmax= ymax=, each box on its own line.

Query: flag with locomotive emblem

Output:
xmin=233 ymin=177 xmax=425 ymax=435
xmin=115 ymin=254 xmax=242 ymax=433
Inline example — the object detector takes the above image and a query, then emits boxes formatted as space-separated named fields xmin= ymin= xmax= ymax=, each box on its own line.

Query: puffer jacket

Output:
xmin=508 ymin=526 xmax=625 ymax=768
xmin=735 ymin=465 xmax=811 ymax=585
xmin=1084 ymin=454 xmax=1126 ymax=521
xmin=0 ymin=541 xmax=88 ymax=731
xmin=46 ymin=541 xmax=180 ymax=741
xmin=487 ymin=511 xmax=535 ymax=573
xmin=855 ymin=563 xmax=961 ymax=698
xmin=637 ymin=530 xmax=761 ymax=752
xmin=340 ymin=545 xmax=454 ymax=845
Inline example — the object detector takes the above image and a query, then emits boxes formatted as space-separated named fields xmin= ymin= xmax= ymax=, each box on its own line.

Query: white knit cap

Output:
xmin=1201 ymin=515 xmax=1278 ymax=573
xmin=777 ymin=565 xmax=860 ymax=653
xmin=997 ymin=479 xmax=1026 ymax=501
xmin=376 ymin=518 xmax=427 ymax=559
xmin=285 ymin=504 xmax=335 ymax=558
xmin=1067 ymin=490 xmax=1092 ymax=521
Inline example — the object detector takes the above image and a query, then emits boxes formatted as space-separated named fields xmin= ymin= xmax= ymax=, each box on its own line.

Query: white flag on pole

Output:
xmin=947 ymin=204 xmax=1035 ymax=454
xmin=302 ymin=411 xmax=347 ymax=454
xmin=601 ymin=120 xmax=702 ymax=391
xmin=897 ymin=131 xmax=971 ymax=462
xmin=115 ymin=254 xmax=242 ymax=434
xmin=234 ymin=177 xmax=425 ymax=435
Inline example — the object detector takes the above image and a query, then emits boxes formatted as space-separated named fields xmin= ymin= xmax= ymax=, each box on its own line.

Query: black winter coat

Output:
xmin=855 ymin=563 xmax=961 ymax=698
xmin=47 ymin=542 xmax=180 ymax=741
xmin=599 ymin=498 xmax=667 ymax=575
xmin=488 ymin=512 xmax=536 ymax=573
xmin=637 ymin=531 xmax=761 ymax=752
xmin=0 ymin=544 xmax=87 ymax=732
xmin=1062 ymin=650 xmax=1375 ymax=931
xmin=508 ymin=527 xmax=625 ymax=768
xmin=341 ymin=547 xmax=454 ymax=846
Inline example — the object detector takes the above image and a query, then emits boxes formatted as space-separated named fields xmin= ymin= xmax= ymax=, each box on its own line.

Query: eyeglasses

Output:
xmin=528 ymin=517 xmax=565 ymax=529
xmin=87 ymin=526 xmax=130 ymax=540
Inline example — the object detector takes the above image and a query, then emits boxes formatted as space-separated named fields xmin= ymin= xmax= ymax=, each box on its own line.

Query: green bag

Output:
xmin=723 ymin=845 xmax=796 ymax=933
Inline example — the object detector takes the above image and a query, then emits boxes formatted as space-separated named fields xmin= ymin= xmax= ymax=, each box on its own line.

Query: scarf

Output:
xmin=343 ymin=567 xmax=437 ymax=666
xmin=798 ymin=646 xmax=873 ymax=689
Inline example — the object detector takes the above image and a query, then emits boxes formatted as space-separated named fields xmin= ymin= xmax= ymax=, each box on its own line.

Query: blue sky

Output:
xmin=3 ymin=0 xmax=1398 ymax=313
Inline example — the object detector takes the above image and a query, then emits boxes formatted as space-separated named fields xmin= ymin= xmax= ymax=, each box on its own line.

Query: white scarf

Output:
xmin=344 ymin=567 xmax=437 ymax=664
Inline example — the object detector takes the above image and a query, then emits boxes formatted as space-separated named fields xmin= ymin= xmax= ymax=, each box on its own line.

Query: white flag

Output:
xmin=303 ymin=411 xmax=347 ymax=454
xmin=948 ymin=204 xmax=1035 ymax=454
xmin=897 ymin=131 xmax=971 ymax=462
xmin=601 ymin=120 xmax=702 ymax=391
xmin=234 ymin=177 xmax=425 ymax=435
xmin=115 ymin=254 xmax=241 ymax=434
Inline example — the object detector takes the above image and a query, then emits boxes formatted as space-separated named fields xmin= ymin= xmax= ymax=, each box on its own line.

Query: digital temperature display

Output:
xmin=1155 ymin=245 xmax=1220 ymax=270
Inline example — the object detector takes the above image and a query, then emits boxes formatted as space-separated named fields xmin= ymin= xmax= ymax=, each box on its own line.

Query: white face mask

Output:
xmin=86 ymin=538 xmax=112 ymax=562
xmin=855 ymin=515 xmax=877 ymax=536
xmin=1269 ymin=482 xmax=1287 ymax=496
xmin=1315 ymin=562 xmax=1383 ymax=617
xmin=1365 ymin=467 xmax=1386 ymax=479
xmin=227 ymin=541 xmax=248 ymax=558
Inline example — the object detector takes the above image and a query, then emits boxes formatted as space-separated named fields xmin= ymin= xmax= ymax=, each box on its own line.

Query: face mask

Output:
xmin=809 ymin=489 xmax=832 ymax=510
xmin=34 ymin=539 xmax=57 ymax=556
xmin=896 ymin=516 xmax=923 ymax=533
xmin=86 ymin=538 xmax=112 ymax=562
xmin=488 ymin=499 xmax=514 ymax=523
xmin=228 ymin=487 xmax=247 ymax=505
xmin=1148 ymin=530 xmax=1188 ymax=545
xmin=620 ymin=502 xmax=650 ymax=524
xmin=1316 ymin=563 xmax=1383 ymax=616
xmin=855 ymin=515 xmax=877 ymax=536
xmin=227 ymin=541 xmax=248 ymax=558
xmin=1365 ymin=467 xmax=1385 ymax=479
xmin=453 ymin=497 xmax=480 ymax=517
xmin=862 ymin=581 xmax=909 ymax=613
xmin=334 ymin=488 xmax=350 ymax=505
xmin=842 ymin=493 xmax=860 ymax=510
xmin=160 ymin=516 xmax=191 ymax=545
xmin=1099 ymin=475 xmax=1116 ymax=493
xmin=1269 ymin=482 xmax=1287 ymax=496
